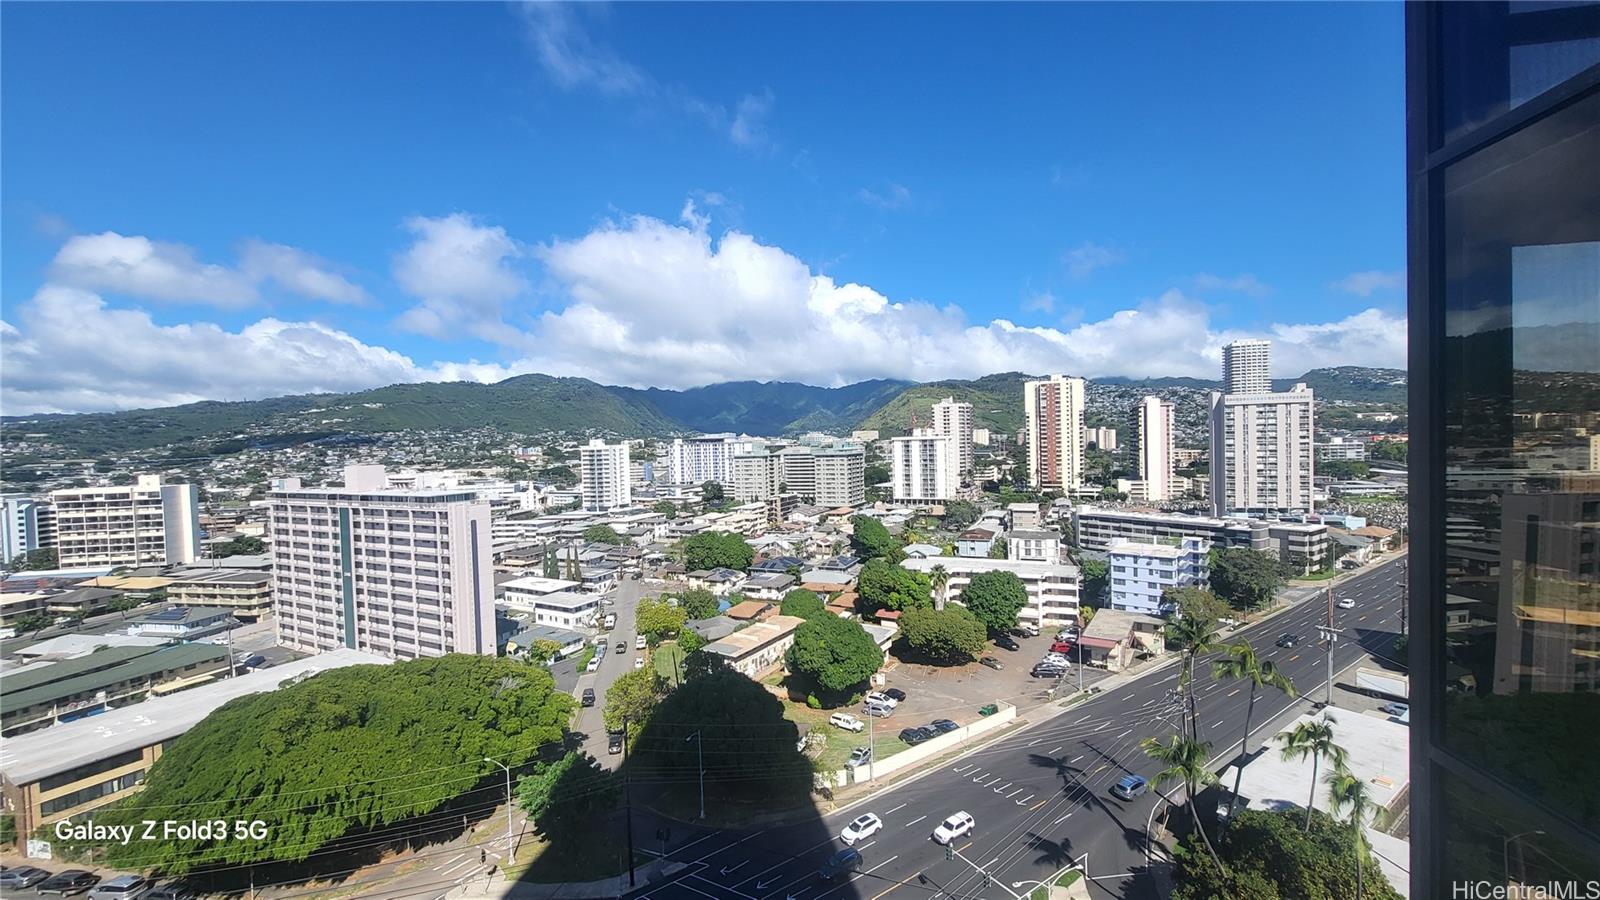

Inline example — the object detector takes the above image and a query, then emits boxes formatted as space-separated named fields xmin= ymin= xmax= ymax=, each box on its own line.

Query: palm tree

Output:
xmin=1325 ymin=766 xmax=1378 ymax=900
xmin=930 ymin=564 xmax=950 ymax=611
xmin=1142 ymin=734 xmax=1226 ymax=877
xmin=1164 ymin=612 xmax=1223 ymax=742
xmin=1278 ymin=716 xmax=1349 ymax=831
xmin=1212 ymin=642 xmax=1297 ymax=832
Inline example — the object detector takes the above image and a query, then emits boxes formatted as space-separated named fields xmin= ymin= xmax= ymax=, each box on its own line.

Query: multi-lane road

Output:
xmin=626 ymin=554 xmax=1408 ymax=900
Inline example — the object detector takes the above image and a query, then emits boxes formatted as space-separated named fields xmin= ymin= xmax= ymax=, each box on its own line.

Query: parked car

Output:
xmin=862 ymin=699 xmax=894 ymax=717
xmin=1031 ymin=664 xmax=1066 ymax=678
xmin=978 ymin=703 xmax=999 ymax=716
xmin=1379 ymin=701 xmax=1410 ymax=718
xmin=38 ymin=870 xmax=101 ymax=896
xmin=1056 ymin=627 xmax=1080 ymax=641
xmin=829 ymin=712 xmax=865 ymax=733
xmin=634 ymin=656 xmax=645 ymax=669
xmin=994 ymin=634 xmax=1020 ymax=651
xmin=1276 ymin=633 xmax=1302 ymax=648
xmin=234 ymin=653 xmax=265 ymax=670
xmin=931 ymin=811 xmax=976 ymax=844
xmin=845 ymin=746 xmax=873 ymax=768
xmin=607 ymin=732 xmax=624 ymax=755
xmin=596 ymin=643 xmax=607 ymax=656
xmin=143 ymin=885 xmax=193 ymax=900
xmin=1050 ymin=640 xmax=1075 ymax=654
xmin=636 ymin=635 xmax=647 ymax=650
xmin=840 ymin=813 xmax=883 ymax=845
xmin=899 ymin=727 xmax=932 ymax=745
xmin=581 ymin=688 xmax=596 ymax=707
xmin=614 ymin=641 xmax=626 ymax=654
xmin=585 ymin=656 xmax=600 ymax=673
xmin=817 ymin=847 xmax=863 ymax=881
xmin=1336 ymin=597 xmax=1356 ymax=609
xmin=980 ymin=656 xmax=1003 ymax=670
xmin=0 ymin=868 xmax=53 ymax=890
xmin=88 ymin=876 xmax=152 ymax=900
xmin=864 ymin=691 xmax=899 ymax=708
xmin=930 ymin=718 xmax=959 ymax=733
xmin=1013 ymin=624 xmax=1040 ymax=637
xmin=1042 ymin=652 xmax=1070 ymax=664
xmin=1111 ymin=774 xmax=1148 ymax=800
xmin=882 ymin=687 xmax=907 ymax=702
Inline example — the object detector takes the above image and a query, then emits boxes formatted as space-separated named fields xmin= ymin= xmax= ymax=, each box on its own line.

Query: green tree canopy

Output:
xmin=635 ymin=598 xmax=688 ymax=643
xmin=678 ymin=628 xmax=708 ymax=655
xmin=1210 ymin=547 xmax=1289 ymax=610
xmin=603 ymin=667 xmax=665 ymax=734
xmin=684 ymin=531 xmax=754 ymax=571
xmin=1165 ymin=586 xmax=1230 ymax=623
xmin=959 ymin=570 xmax=1030 ymax=634
xmin=1368 ymin=440 xmax=1407 ymax=463
xmin=517 ymin=751 xmax=619 ymax=838
xmin=941 ymin=500 xmax=981 ymax=530
xmin=849 ymin=515 xmax=903 ymax=562
xmin=701 ymin=480 xmax=726 ymax=506
xmin=900 ymin=606 xmax=987 ymax=665
xmin=8 ymin=548 xmax=58 ymax=571
xmin=1080 ymin=558 xmax=1109 ymax=607
xmin=633 ymin=671 xmax=810 ymax=802
xmin=211 ymin=535 xmax=266 ymax=558
xmin=857 ymin=558 xmax=931 ymax=612
xmin=779 ymin=588 xmax=828 ymax=620
xmin=1319 ymin=459 xmax=1371 ymax=480
xmin=1172 ymin=809 xmax=1402 ymax=900
xmin=92 ymin=656 xmax=572 ymax=873
xmin=539 ymin=464 xmax=578 ymax=487
xmin=786 ymin=615 xmax=885 ymax=693
xmin=674 ymin=588 xmax=720 ymax=620
xmin=652 ymin=500 xmax=678 ymax=519
xmin=582 ymin=524 xmax=625 ymax=545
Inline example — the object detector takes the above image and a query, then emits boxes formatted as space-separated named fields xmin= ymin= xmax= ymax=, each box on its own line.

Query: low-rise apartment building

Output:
xmin=1073 ymin=506 xmax=1330 ymax=573
xmin=701 ymin=614 xmax=806 ymax=679
xmin=900 ymin=556 xmax=1081 ymax=628
xmin=1107 ymin=537 xmax=1208 ymax=616
xmin=1 ymin=643 xmax=233 ymax=737
xmin=164 ymin=569 xmax=272 ymax=620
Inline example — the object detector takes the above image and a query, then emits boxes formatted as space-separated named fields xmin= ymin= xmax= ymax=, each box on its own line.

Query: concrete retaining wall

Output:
xmin=836 ymin=701 xmax=1018 ymax=785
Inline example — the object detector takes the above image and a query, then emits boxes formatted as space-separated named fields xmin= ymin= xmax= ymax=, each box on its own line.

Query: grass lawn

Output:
xmin=784 ymin=702 xmax=912 ymax=773
xmin=1293 ymin=569 xmax=1339 ymax=582
xmin=1028 ymin=868 xmax=1082 ymax=899
xmin=653 ymin=642 xmax=685 ymax=682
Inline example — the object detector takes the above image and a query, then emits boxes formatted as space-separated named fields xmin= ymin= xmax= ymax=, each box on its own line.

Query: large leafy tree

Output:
xmin=651 ymin=500 xmax=678 ymax=519
xmin=779 ymin=588 xmax=828 ymax=620
xmin=958 ymin=570 xmax=1030 ymax=635
xmin=857 ymin=559 xmax=931 ymax=612
xmin=517 ymin=751 xmax=619 ymax=838
xmin=900 ymin=606 xmax=987 ymax=664
xmin=633 ymin=671 xmax=810 ymax=802
xmin=1210 ymin=547 xmax=1288 ymax=611
xmin=1165 ymin=586 xmax=1230 ymax=623
xmin=941 ymin=500 xmax=981 ymax=530
xmin=93 ymin=656 xmax=571 ymax=873
xmin=1079 ymin=558 xmax=1109 ymax=606
xmin=675 ymin=589 xmax=720 ymax=620
xmin=1172 ymin=808 xmax=1402 ymax=900
xmin=603 ymin=667 xmax=665 ymax=734
xmin=849 ymin=515 xmax=903 ymax=563
xmin=582 ymin=524 xmax=625 ymax=545
xmin=786 ymin=615 xmax=884 ymax=693
xmin=8 ymin=548 xmax=58 ymax=571
xmin=635 ymin=598 xmax=688 ymax=643
xmin=700 ymin=480 xmax=726 ymax=506
xmin=211 ymin=535 xmax=266 ymax=557
xmin=684 ymin=531 xmax=754 ymax=571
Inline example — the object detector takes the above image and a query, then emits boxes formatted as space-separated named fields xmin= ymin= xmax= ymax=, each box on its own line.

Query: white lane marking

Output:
xmin=885 ymin=802 xmax=907 ymax=815
xmin=1053 ymin=812 xmax=1073 ymax=825
xmin=905 ymin=814 xmax=927 ymax=828
xmin=1049 ymin=745 xmax=1063 ymax=753
xmin=1006 ymin=788 xmax=1024 ymax=798
xmin=1075 ymin=714 xmax=1093 ymax=723
xmin=1116 ymin=729 xmax=1133 ymax=739
xmin=1016 ymin=793 xmax=1035 ymax=806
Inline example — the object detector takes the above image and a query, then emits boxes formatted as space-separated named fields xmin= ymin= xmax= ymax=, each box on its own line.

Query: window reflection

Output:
xmin=1441 ymin=1 xmax=1600 ymax=145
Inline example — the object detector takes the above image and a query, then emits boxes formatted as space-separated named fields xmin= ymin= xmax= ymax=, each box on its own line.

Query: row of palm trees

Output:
xmin=1141 ymin=609 xmax=1378 ymax=893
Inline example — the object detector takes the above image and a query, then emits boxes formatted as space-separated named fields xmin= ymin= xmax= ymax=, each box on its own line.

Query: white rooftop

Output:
xmin=902 ymin=556 xmax=1079 ymax=577
xmin=500 ymin=576 xmax=582 ymax=595
xmin=0 ymin=649 xmax=391 ymax=785
xmin=1231 ymin=708 xmax=1409 ymax=816
xmin=1107 ymin=541 xmax=1189 ymax=559
xmin=9 ymin=633 xmax=168 ymax=660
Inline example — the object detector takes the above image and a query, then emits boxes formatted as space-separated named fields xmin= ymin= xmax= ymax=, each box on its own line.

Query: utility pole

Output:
xmin=867 ymin=709 xmax=875 ymax=783
xmin=484 ymin=757 xmax=514 ymax=861
xmin=686 ymin=730 xmax=705 ymax=820
xmin=1317 ymin=623 xmax=1342 ymax=707
xmin=623 ymin=716 xmax=637 ymax=887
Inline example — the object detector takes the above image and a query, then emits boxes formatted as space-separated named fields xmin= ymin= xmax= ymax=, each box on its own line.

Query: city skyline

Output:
xmin=1 ymin=2 xmax=1406 ymax=416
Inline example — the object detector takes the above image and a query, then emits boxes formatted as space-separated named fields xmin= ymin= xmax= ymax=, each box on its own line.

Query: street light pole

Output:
xmin=1503 ymin=829 xmax=1545 ymax=885
xmin=623 ymin=716 xmax=636 ymax=887
xmin=686 ymin=729 xmax=705 ymax=820
xmin=483 ymin=757 xmax=514 ymax=862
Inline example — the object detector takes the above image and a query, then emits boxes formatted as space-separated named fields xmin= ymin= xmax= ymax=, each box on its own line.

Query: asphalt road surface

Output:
xmin=625 ymin=555 xmax=1408 ymax=900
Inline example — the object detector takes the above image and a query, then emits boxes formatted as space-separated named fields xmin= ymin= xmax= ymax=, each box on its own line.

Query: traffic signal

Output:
xmin=945 ymin=844 xmax=954 ymax=860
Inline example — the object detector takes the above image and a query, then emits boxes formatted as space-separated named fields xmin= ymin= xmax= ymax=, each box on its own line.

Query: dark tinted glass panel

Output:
xmin=1441 ymin=770 xmax=1600 ymax=887
xmin=1440 ymin=2 xmax=1600 ymax=145
xmin=1439 ymin=90 xmax=1600 ymax=826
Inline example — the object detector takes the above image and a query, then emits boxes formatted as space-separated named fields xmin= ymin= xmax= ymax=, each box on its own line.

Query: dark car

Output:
xmin=234 ymin=653 xmax=266 ymax=670
xmin=930 ymin=718 xmax=960 ymax=733
xmin=882 ymin=687 xmax=907 ymax=702
xmin=817 ymin=847 xmax=863 ymax=881
xmin=0 ymin=868 xmax=53 ymax=890
xmin=614 ymin=641 xmax=626 ymax=654
xmin=38 ymin=870 xmax=101 ymax=896
xmin=581 ymin=688 xmax=596 ymax=707
xmin=979 ymin=656 xmax=1003 ymax=670
xmin=915 ymin=725 xmax=940 ymax=741
xmin=1031 ymin=664 xmax=1066 ymax=678
xmin=144 ymin=885 xmax=194 ymax=900
xmin=898 ymin=727 xmax=932 ymax=745
xmin=607 ymin=732 xmax=624 ymax=755
xmin=995 ymin=634 xmax=1020 ymax=651
xmin=1276 ymin=633 xmax=1301 ymax=648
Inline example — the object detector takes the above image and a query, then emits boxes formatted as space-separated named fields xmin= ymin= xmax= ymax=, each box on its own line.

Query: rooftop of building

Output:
xmin=505 ymin=589 xmax=596 ymax=609
xmin=505 ymin=624 xmax=587 ymax=648
xmin=7 ymin=633 xmax=167 ymax=662
xmin=165 ymin=569 xmax=272 ymax=586
xmin=130 ymin=606 xmax=234 ymax=626
xmin=702 ymin=615 xmax=806 ymax=659
xmin=1007 ymin=529 xmax=1061 ymax=541
xmin=901 ymin=556 xmax=1079 ymax=576
xmin=724 ymin=600 xmax=774 ymax=620
xmin=500 ymin=575 xmax=583 ymax=594
xmin=1106 ymin=540 xmax=1196 ymax=559
xmin=2 ymin=642 xmax=233 ymax=712
xmin=0 ymin=649 xmax=391 ymax=785
xmin=1081 ymin=608 xmax=1165 ymax=642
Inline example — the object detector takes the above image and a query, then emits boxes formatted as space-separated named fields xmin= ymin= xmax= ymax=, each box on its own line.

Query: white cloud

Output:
xmin=1022 ymin=291 xmax=1057 ymax=314
xmin=392 ymin=213 xmax=528 ymax=342
xmin=1194 ymin=272 xmax=1271 ymax=297
xmin=1064 ymin=241 xmax=1124 ymax=279
xmin=1332 ymin=270 xmax=1404 ymax=296
xmin=240 ymin=240 xmax=368 ymax=304
xmin=730 ymin=90 xmax=774 ymax=148
xmin=50 ymin=232 xmax=258 ymax=307
xmin=858 ymin=183 xmax=913 ymax=211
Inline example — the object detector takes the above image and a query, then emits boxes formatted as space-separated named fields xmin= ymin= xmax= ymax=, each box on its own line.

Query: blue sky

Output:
xmin=1 ymin=2 xmax=1406 ymax=414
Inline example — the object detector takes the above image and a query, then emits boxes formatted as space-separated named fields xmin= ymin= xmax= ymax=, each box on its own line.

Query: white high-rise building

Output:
xmin=578 ymin=439 xmax=631 ymax=511
xmin=1222 ymin=339 xmax=1273 ymax=395
xmin=669 ymin=434 xmax=737 ymax=485
xmin=731 ymin=448 xmax=782 ymax=502
xmin=812 ymin=447 xmax=866 ymax=507
xmin=268 ymin=465 xmax=495 ymax=661
xmin=1088 ymin=426 xmax=1119 ymax=452
xmin=1210 ymin=383 xmax=1317 ymax=515
xmin=1 ymin=496 xmax=48 ymax=565
xmin=50 ymin=476 xmax=199 ymax=569
xmin=1136 ymin=396 xmax=1177 ymax=502
xmin=931 ymin=397 xmax=975 ymax=480
xmin=890 ymin=428 xmax=959 ymax=503
xmin=1024 ymin=375 xmax=1088 ymax=491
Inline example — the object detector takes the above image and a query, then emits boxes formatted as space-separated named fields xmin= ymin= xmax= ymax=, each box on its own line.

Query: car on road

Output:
xmin=898 ymin=726 xmax=931 ymax=745
xmin=882 ymin=687 xmax=907 ymax=702
xmin=143 ymin=885 xmax=193 ymax=900
xmin=931 ymin=811 xmax=975 ymax=844
xmin=1111 ymin=774 xmax=1148 ymax=800
xmin=607 ymin=732 xmax=624 ymax=755
xmin=596 ymin=642 xmax=606 ymax=657
xmin=1379 ymin=701 xmax=1410 ymax=718
xmin=0 ymin=868 xmax=52 ymax=890
xmin=581 ymin=688 xmax=596 ymax=707
xmin=38 ymin=870 xmax=101 ymax=896
xmin=829 ymin=712 xmax=865 ymax=732
xmin=994 ymin=634 xmax=1020 ymax=651
xmin=1336 ymin=597 xmax=1356 ymax=609
xmin=979 ymin=656 xmax=1003 ymax=670
xmin=864 ymin=691 xmax=899 ymax=708
xmin=1218 ymin=617 xmax=1239 ymax=628
xmin=585 ymin=656 xmax=600 ymax=673
xmin=634 ymin=656 xmax=645 ymax=669
xmin=88 ymin=875 xmax=152 ymax=900
xmin=817 ymin=847 xmax=862 ymax=881
xmin=930 ymin=718 xmax=959 ymax=733
xmin=636 ymin=635 xmax=647 ymax=650
xmin=840 ymin=813 xmax=883 ymax=844
xmin=1276 ymin=633 xmax=1302 ymax=648
xmin=845 ymin=746 xmax=873 ymax=768
xmin=614 ymin=641 xmax=626 ymax=654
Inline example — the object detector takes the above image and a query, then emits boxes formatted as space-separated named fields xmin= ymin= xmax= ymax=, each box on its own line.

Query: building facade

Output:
xmin=164 ymin=570 xmax=273 ymax=620
xmin=1209 ymin=383 xmax=1316 ymax=516
xmin=1 ymin=495 xmax=49 ymax=564
xmin=901 ymin=556 xmax=1081 ymax=628
xmin=1107 ymin=537 xmax=1208 ymax=616
xmin=1136 ymin=396 xmax=1177 ymax=502
xmin=1088 ymin=426 xmax=1118 ymax=452
xmin=1406 ymin=9 xmax=1600 ymax=890
xmin=1073 ymin=506 xmax=1329 ymax=573
xmin=731 ymin=448 xmax=782 ymax=502
xmin=1024 ymin=375 xmax=1088 ymax=492
xmin=1221 ymin=338 xmax=1272 ymax=395
xmin=811 ymin=446 xmax=866 ymax=507
xmin=890 ymin=429 xmax=959 ymax=503
xmin=579 ymin=440 xmax=631 ymax=511
xmin=268 ymin=465 xmax=496 ymax=661
xmin=50 ymin=476 xmax=199 ymax=569
xmin=931 ymin=397 xmax=975 ymax=479
xmin=668 ymin=434 xmax=737 ymax=485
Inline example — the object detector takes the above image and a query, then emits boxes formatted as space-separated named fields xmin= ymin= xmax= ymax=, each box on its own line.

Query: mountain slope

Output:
xmin=616 ymin=379 xmax=910 ymax=435
xmin=851 ymin=373 xmax=1033 ymax=438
